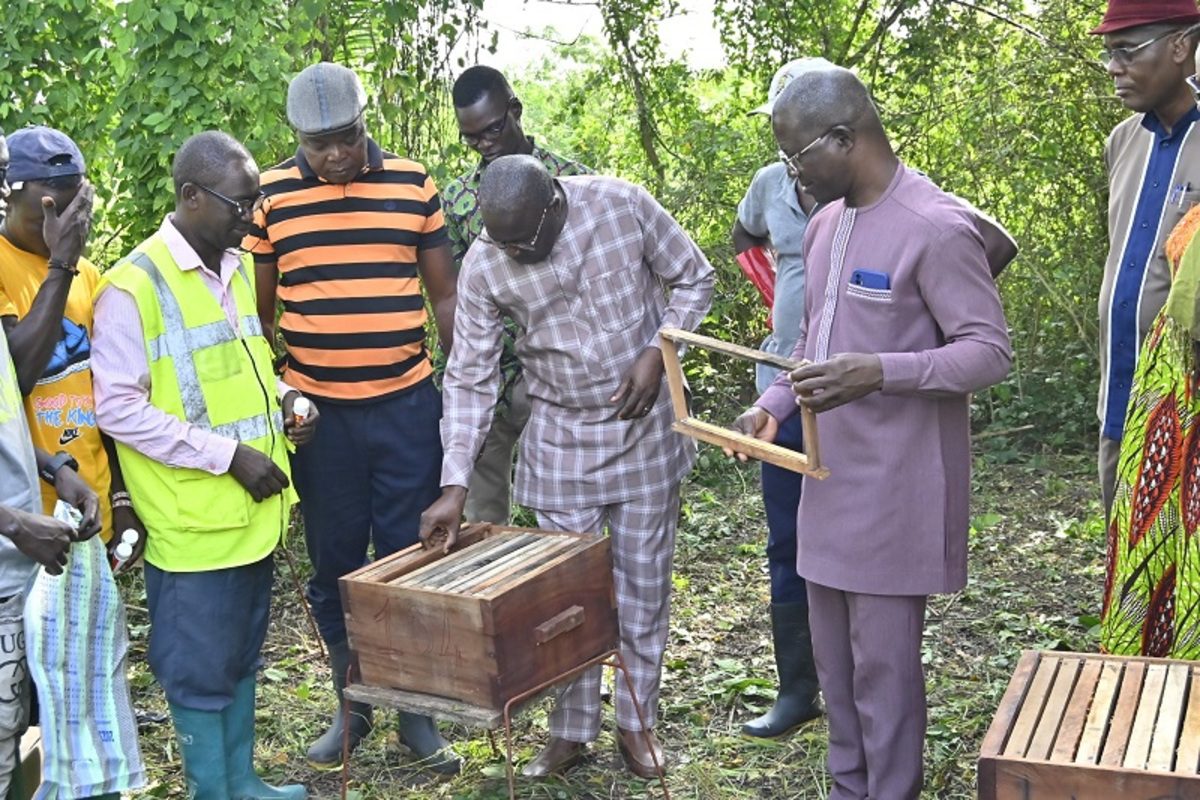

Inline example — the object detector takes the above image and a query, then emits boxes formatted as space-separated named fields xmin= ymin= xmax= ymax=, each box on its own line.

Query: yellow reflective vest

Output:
xmin=98 ymin=233 xmax=295 ymax=572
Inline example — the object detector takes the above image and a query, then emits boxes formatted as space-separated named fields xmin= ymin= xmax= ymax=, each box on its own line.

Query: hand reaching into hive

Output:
xmin=419 ymin=486 xmax=468 ymax=554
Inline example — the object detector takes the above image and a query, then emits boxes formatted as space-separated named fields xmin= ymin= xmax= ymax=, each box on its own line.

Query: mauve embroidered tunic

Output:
xmin=756 ymin=165 xmax=1012 ymax=596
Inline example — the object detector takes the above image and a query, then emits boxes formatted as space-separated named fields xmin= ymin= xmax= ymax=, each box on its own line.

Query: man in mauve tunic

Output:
xmin=730 ymin=66 xmax=1011 ymax=798
xmin=420 ymin=154 xmax=713 ymax=779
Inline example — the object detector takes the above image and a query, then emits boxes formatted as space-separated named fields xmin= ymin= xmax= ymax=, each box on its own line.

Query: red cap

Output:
xmin=1091 ymin=0 xmax=1200 ymax=34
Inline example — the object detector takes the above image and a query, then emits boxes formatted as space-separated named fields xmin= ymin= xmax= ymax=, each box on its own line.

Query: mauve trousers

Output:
xmin=807 ymin=582 xmax=927 ymax=800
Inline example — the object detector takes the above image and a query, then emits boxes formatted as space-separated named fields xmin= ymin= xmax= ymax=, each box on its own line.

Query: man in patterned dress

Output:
xmin=421 ymin=155 xmax=713 ymax=779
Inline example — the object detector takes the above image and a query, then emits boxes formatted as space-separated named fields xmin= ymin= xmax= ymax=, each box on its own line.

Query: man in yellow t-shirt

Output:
xmin=0 ymin=126 xmax=144 ymax=560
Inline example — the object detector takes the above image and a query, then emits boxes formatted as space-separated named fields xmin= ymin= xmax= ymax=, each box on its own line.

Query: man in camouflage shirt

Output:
xmin=442 ymin=65 xmax=591 ymax=524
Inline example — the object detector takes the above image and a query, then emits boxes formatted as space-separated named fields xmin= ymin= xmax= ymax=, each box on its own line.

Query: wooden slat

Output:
xmin=1148 ymin=662 xmax=1190 ymax=771
xmin=442 ymin=537 xmax=561 ymax=594
xmin=414 ymin=534 xmax=537 ymax=589
xmin=393 ymin=533 xmax=517 ymax=586
xmin=800 ymin=404 xmax=821 ymax=470
xmin=672 ymin=418 xmax=830 ymax=479
xmin=1100 ymin=661 xmax=1145 ymax=767
xmin=412 ymin=533 xmax=529 ymax=587
xmin=479 ymin=554 xmax=572 ymax=596
xmin=344 ymin=682 xmax=504 ymax=728
xmin=1004 ymin=655 xmax=1061 ymax=758
xmin=478 ymin=544 xmax=591 ymax=600
xmin=983 ymin=754 xmax=1200 ymax=799
xmin=1175 ymin=666 xmax=1200 ymax=774
xmin=1028 ymin=657 xmax=1081 ymax=760
xmin=434 ymin=536 xmax=541 ymax=593
xmin=980 ymin=651 xmax=1041 ymax=765
xmin=658 ymin=330 xmax=691 ymax=422
xmin=1077 ymin=661 xmax=1123 ymax=765
xmin=343 ymin=524 xmax=493 ymax=584
xmin=1125 ymin=663 xmax=1168 ymax=769
xmin=660 ymin=326 xmax=804 ymax=371
xmin=1051 ymin=658 xmax=1102 ymax=763
xmin=467 ymin=539 xmax=578 ymax=596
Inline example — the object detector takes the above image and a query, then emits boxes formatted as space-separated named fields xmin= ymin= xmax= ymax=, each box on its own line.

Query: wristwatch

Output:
xmin=39 ymin=450 xmax=79 ymax=484
xmin=47 ymin=258 xmax=79 ymax=275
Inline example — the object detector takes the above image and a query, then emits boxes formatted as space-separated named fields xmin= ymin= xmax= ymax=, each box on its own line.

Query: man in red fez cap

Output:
xmin=1093 ymin=0 xmax=1200 ymax=518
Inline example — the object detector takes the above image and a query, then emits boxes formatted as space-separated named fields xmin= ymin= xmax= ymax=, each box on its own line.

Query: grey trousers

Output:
xmin=0 ymin=593 xmax=30 ymax=799
xmin=535 ymin=488 xmax=681 ymax=741
xmin=807 ymin=582 xmax=927 ymax=800
xmin=465 ymin=379 xmax=531 ymax=525
xmin=1099 ymin=432 xmax=1120 ymax=520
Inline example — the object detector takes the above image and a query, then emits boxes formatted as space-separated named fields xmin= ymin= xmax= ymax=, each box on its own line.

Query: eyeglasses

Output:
xmin=478 ymin=196 xmax=553 ymax=254
xmin=1100 ymin=28 xmax=1180 ymax=67
xmin=779 ymin=129 xmax=835 ymax=175
xmin=0 ymin=167 xmax=7 ymax=189
xmin=194 ymin=183 xmax=265 ymax=217
xmin=460 ymin=99 xmax=515 ymax=146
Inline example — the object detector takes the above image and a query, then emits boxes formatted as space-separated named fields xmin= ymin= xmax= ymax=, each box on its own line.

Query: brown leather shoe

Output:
xmin=616 ymin=727 xmax=666 ymax=779
xmin=521 ymin=736 xmax=588 ymax=777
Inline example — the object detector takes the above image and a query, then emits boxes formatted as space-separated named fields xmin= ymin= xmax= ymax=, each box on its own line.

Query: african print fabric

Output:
xmin=439 ymin=140 xmax=590 ymax=407
xmin=1102 ymin=204 xmax=1200 ymax=658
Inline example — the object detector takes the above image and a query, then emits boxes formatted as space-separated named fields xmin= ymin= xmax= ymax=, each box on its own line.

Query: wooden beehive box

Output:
xmin=339 ymin=524 xmax=618 ymax=711
xmin=979 ymin=650 xmax=1200 ymax=799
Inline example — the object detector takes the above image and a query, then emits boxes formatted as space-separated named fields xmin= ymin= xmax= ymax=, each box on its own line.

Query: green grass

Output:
xmin=121 ymin=448 xmax=1104 ymax=799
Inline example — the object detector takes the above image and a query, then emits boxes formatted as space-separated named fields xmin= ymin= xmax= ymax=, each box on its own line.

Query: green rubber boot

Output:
xmin=224 ymin=675 xmax=307 ymax=799
xmin=168 ymin=703 xmax=230 ymax=800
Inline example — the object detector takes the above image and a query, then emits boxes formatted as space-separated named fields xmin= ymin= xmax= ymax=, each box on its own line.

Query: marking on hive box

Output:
xmin=397 ymin=604 xmax=464 ymax=661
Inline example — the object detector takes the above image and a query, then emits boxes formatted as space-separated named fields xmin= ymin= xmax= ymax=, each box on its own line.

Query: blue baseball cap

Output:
xmin=6 ymin=126 xmax=85 ymax=183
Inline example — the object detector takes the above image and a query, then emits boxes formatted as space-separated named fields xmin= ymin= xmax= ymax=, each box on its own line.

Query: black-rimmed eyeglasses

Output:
xmin=460 ymin=98 xmax=516 ymax=146
xmin=195 ymin=184 xmax=265 ymax=217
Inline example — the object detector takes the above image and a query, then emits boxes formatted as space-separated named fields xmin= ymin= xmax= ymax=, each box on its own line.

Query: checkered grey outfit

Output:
xmin=537 ymin=493 xmax=681 ymax=738
xmin=442 ymin=175 xmax=714 ymax=738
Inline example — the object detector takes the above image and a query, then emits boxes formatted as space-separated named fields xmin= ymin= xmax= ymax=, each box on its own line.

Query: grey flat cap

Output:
xmin=287 ymin=62 xmax=367 ymax=135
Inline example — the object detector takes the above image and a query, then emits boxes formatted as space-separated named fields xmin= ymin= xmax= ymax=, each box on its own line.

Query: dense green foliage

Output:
xmin=2 ymin=0 xmax=1125 ymax=448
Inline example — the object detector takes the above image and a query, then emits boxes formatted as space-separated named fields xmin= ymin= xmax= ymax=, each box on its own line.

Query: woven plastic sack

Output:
xmin=23 ymin=501 xmax=145 ymax=799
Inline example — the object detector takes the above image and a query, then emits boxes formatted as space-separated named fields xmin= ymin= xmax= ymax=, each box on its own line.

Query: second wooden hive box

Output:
xmin=979 ymin=650 xmax=1200 ymax=799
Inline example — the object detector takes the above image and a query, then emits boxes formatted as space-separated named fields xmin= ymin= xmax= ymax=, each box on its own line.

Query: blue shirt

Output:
xmin=737 ymin=162 xmax=810 ymax=392
xmin=1101 ymin=107 xmax=1200 ymax=441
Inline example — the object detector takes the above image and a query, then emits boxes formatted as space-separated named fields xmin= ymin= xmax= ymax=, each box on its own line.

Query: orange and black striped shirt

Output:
xmin=249 ymin=139 xmax=448 ymax=402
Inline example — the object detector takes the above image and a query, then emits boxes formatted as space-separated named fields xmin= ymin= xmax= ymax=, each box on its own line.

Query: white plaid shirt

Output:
xmin=441 ymin=176 xmax=714 ymax=510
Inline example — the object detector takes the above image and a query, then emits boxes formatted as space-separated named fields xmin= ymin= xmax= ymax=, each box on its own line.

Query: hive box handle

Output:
xmin=535 ymin=605 xmax=586 ymax=645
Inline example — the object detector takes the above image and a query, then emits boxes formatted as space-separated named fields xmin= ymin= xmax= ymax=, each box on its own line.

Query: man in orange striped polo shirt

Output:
xmin=247 ymin=62 xmax=460 ymax=774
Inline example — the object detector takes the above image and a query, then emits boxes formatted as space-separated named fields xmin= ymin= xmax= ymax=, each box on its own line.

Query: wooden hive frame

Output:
xmin=659 ymin=326 xmax=828 ymax=479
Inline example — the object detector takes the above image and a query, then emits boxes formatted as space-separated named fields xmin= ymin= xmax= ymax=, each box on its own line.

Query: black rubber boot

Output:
xmin=306 ymin=640 xmax=373 ymax=769
xmin=397 ymin=711 xmax=462 ymax=775
xmin=742 ymin=601 xmax=822 ymax=738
